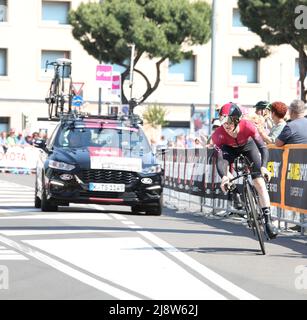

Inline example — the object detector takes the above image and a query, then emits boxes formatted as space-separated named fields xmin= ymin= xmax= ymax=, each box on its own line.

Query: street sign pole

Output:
xmin=129 ymin=43 xmax=135 ymax=101
xmin=96 ymin=64 xmax=113 ymax=115
xmin=98 ymin=57 xmax=102 ymax=115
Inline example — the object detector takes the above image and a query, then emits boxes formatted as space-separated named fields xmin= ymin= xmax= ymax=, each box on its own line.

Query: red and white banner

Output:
xmin=112 ymin=74 xmax=121 ymax=97
xmin=96 ymin=65 xmax=113 ymax=89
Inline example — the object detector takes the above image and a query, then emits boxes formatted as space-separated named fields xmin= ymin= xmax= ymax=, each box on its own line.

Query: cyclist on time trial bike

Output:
xmin=211 ymin=102 xmax=278 ymax=239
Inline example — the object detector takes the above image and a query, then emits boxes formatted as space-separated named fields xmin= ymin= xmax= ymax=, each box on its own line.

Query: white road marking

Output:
xmin=0 ymin=208 xmax=40 ymax=213
xmin=0 ymin=230 xmax=124 ymax=236
xmin=121 ymin=221 xmax=136 ymax=225
xmin=135 ymin=230 xmax=259 ymax=300
xmin=0 ymin=235 xmax=140 ymax=300
xmin=0 ymin=187 xmax=34 ymax=191
xmin=0 ymin=244 xmax=28 ymax=261
xmin=0 ymin=195 xmax=34 ymax=199
xmin=0 ymin=191 xmax=34 ymax=195
xmin=110 ymin=213 xmax=128 ymax=221
xmin=0 ymin=213 xmax=112 ymax=220
xmin=23 ymin=237 xmax=226 ymax=300
xmin=0 ymin=202 xmax=34 ymax=207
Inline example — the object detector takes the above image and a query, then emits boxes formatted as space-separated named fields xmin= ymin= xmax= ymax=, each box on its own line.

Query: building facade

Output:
xmin=0 ymin=0 xmax=302 ymax=136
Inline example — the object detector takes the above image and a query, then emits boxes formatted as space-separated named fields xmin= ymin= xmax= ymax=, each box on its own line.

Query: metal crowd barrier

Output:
xmin=158 ymin=146 xmax=307 ymax=236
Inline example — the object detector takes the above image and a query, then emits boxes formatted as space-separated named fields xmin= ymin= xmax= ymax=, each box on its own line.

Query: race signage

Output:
xmin=88 ymin=147 xmax=142 ymax=172
xmin=96 ymin=64 xmax=113 ymax=89
xmin=112 ymin=74 xmax=121 ymax=97
xmin=267 ymin=147 xmax=283 ymax=207
xmin=284 ymin=145 xmax=307 ymax=213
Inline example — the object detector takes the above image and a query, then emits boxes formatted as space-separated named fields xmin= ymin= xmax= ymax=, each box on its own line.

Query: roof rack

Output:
xmin=38 ymin=110 xmax=143 ymax=127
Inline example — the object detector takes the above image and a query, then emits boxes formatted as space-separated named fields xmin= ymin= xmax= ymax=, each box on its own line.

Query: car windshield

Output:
xmin=55 ymin=126 xmax=152 ymax=156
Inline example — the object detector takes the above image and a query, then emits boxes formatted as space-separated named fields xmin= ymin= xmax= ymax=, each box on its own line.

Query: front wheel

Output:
xmin=145 ymin=197 xmax=163 ymax=216
xmin=34 ymin=178 xmax=41 ymax=209
xmin=244 ymin=183 xmax=266 ymax=255
xmin=41 ymin=185 xmax=58 ymax=212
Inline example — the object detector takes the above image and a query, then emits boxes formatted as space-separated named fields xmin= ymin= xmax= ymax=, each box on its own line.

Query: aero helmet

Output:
xmin=219 ymin=102 xmax=242 ymax=128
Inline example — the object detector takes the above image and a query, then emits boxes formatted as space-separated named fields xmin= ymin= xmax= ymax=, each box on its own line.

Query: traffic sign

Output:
xmin=72 ymin=95 xmax=83 ymax=107
xmin=72 ymin=82 xmax=84 ymax=96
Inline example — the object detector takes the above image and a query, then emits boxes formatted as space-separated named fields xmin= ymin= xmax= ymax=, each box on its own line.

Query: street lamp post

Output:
xmin=129 ymin=43 xmax=135 ymax=101
xmin=209 ymin=0 xmax=217 ymax=136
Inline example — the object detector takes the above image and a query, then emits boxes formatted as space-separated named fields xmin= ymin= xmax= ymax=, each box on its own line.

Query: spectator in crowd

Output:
xmin=275 ymin=100 xmax=307 ymax=146
xmin=167 ymin=140 xmax=175 ymax=148
xmin=257 ymin=101 xmax=287 ymax=144
xmin=175 ymin=134 xmax=185 ymax=148
xmin=194 ymin=138 xmax=203 ymax=148
xmin=0 ymin=131 xmax=8 ymax=153
xmin=6 ymin=129 xmax=17 ymax=147
xmin=186 ymin=134 xmax=195 ymax=148
xmin=249 ymin=101 xmax=273 ymax=134
xmin=206 ymin=118 xmax=221 ymax=147
xmin=25 ymin=135 xmax=33 ymax=145
xmin=32 ymin=132 xmax=39 ymax=141
xmin=156 ymin=135 xmax=168 ymax=150
xmin=150 ymin=138 xmax=157 ymax=154
xmin=16 ymin=133 xmax=27 ymax=146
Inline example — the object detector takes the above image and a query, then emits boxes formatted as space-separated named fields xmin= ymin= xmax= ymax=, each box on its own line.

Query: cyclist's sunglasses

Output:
xmin=220 ymin=116 xmax=237 ymax=125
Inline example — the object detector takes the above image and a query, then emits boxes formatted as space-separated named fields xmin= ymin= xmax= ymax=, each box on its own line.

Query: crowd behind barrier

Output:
xmin=158 ymin=145 xmax=307 ymax=236
xmin=0 ymin=129 xmax=47 ymax=174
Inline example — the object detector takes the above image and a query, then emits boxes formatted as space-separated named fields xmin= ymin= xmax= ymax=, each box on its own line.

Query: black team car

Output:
xmin=34 ymin=114 xmax=163 ymax=215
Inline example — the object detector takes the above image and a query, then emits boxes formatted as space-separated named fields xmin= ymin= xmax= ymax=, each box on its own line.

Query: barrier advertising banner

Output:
xmin=284 ymin=145 xmax=307 ymax=213
xmin=267 ymin=147 xmax=283 ymax=207
xmin=0 ymin=146 xmax=40 ymax=170
xmin=203 ymin=148 xmax=215 ymax=199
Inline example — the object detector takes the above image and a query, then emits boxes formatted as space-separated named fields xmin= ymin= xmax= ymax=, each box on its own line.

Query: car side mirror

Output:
xmin=33 ymin=139 xmax=47 ymax=150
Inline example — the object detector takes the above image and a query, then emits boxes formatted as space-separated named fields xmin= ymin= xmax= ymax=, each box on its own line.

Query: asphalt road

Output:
xmin=0 ymin=173 xmax=306 ymax=300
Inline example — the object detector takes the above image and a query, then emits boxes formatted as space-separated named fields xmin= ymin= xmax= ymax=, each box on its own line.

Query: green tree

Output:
xmin=238 ymin=0 xmax=307 ymax=101
xmin=142 ymin=104 xmax=168 ymax=128
xmin=69 ymin=0 xmax=211 ymax=105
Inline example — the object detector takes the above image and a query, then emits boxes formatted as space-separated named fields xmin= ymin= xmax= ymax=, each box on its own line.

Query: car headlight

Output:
xmin=48 ymin=160 xmax=75 ymax=171
xmin=143 ymin=165 xmax=162 ymax=174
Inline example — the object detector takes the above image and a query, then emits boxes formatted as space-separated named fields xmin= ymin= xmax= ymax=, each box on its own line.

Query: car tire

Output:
xmin=131 ymin=205 xmax=144 ymax=214
xmin=41 ymin=185 xmax=58 ymax=212
xmin=34 ymin=179 xmax=41 ymax=209
xmin=145 ymin=197 xmax=163 ymax=216
xmin=145 ymin=204 xmax=162 ymax=216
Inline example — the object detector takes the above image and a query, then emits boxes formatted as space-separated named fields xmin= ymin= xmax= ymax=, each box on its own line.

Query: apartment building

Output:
xmin=0 ymin=0 xmax=301 ymax=135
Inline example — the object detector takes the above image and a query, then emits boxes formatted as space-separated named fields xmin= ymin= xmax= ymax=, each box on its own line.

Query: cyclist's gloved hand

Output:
xmin=221 ymin=176 xmax=230 ymax=193
xmin=261 ymin=167 xmax=272 ymax=182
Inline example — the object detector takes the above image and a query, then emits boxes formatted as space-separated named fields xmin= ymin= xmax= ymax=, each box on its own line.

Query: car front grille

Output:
xmin=78 ymin=170 xmax=138 ymax=185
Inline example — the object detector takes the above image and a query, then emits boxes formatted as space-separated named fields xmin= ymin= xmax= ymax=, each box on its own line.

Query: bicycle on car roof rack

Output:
xmin=45 ymin=58 xmax=74 ymax=120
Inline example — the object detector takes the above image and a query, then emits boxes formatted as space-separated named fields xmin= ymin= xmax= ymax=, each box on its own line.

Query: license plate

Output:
xmin=89 ymin=183 xmax=125 ymax=192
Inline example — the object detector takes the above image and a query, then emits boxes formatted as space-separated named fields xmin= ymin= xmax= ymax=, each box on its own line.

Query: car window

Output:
xmin=54 ymin=126 xmax=152 ymax=155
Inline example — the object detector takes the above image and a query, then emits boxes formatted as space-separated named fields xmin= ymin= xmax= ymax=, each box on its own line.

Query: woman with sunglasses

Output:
xmin=211 ymin=102 xmax=278 ymax=239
